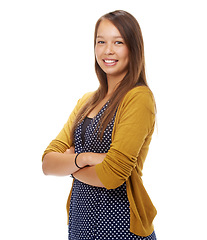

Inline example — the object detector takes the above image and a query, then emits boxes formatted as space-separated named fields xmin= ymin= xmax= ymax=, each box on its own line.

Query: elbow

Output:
xmin=42 ymin=164 xmax=48 ymax=176
xmin=107 ymin=179 xmax=126 ymax=190
xmin=95 ymin=164 xmax=130 ymax=190
xmin=42 ymin=156 xmax=50 ymax=175
xmin=99 ymin=170 xmax=132 ymax=190
xmin=98 ymin=172 xmax=126 ymax=190
xmin=105 ymin=172 xmax=132 ymax=189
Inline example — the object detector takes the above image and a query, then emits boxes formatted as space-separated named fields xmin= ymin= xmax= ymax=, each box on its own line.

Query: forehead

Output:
xmin=97 ymin=19 xmax=122 ymax=38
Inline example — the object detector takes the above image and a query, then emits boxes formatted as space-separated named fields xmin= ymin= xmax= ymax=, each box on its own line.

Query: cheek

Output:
xmin=117 ymin=46 xmax=129 ymax=58
xmin=95 ymin=46 xmax=101 ymax=58
xmin=95 ymin=48 xmax=101 ymax=64
xmin=123 ymin=48 xmax=129 ymax=60
xmin=120 ymin=48 xmax=129 ymax=65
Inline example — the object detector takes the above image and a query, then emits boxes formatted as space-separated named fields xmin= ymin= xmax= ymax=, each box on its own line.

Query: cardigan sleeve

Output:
xmin=95 ymin=88 xmax=155 ymax=189
xmin=42 ymin=92 xmax=93 ymax=160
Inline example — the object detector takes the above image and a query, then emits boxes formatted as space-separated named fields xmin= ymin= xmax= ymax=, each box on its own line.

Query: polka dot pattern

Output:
xmin=74 ymin=102 xmax=114 ymax=155
xmin=68 ymin=102 xmax=156 ymax=240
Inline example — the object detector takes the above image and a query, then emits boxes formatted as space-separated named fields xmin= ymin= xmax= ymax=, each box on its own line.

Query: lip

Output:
xmin=103 ymin=59 xmax=118 ymax=66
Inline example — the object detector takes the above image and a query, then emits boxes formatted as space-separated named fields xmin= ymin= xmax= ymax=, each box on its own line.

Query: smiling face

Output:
xmin=95 ymin=19 xmax=129 ymax=81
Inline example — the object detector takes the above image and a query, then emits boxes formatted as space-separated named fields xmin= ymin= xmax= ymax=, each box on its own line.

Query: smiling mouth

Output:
xmin=103 ymin=59 xmax=118 ymax=66
xmin=103 ymin=59 xmax=118 ymax=63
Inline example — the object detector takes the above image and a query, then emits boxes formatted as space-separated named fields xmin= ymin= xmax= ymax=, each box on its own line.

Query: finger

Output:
xmin=64 ymin=149 xmax=71 ymax=154
xmin=70 ymin=146 xmax=75 ymax=153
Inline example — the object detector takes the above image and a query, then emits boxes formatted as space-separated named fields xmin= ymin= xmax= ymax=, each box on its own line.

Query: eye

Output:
xmin=97 ymin=40 xmax=105 ymax=44
xmin=115 ymin=41 xmax=123 ymax=45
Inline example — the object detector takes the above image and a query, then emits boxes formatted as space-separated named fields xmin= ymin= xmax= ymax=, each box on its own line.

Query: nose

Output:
xmin=105 ymin=43 xmax=114 ymax=55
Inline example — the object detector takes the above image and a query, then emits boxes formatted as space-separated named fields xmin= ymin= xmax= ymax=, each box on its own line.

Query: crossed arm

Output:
xmin=42 ymin=146 xmax=106 ymax=187
xmin=42 ymin=88 xmax=155 ymax=189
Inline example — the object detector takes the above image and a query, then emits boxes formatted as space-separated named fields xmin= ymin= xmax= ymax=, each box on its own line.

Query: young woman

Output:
xmin=42 ymin=10 xmax=157 ymax=240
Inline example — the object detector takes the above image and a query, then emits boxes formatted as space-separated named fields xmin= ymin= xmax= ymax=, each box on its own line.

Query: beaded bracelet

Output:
xmin=74 ymin=153 xmax=82 ymax=169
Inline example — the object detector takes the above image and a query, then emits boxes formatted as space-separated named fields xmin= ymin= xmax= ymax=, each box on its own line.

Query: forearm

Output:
xmin=73 ymin=166 xmax=105 ymax=188
xmin=42 ymin=152 xmax=86 ymax=176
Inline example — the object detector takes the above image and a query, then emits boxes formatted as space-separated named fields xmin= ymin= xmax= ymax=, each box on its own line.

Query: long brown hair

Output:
xmin=70 ymin=10 xmax=150 ymax=142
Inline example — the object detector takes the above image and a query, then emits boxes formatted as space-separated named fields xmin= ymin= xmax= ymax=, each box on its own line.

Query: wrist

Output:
xmin=75 ymin=153 xmax=89 ymax=168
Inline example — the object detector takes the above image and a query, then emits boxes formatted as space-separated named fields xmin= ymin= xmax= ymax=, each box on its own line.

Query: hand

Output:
xmin=64 ymin=147 xmax=107 ymax=167
xmin=87 ymin=152 xmax=107 ymax=166
xmin=64 ymin=146 xmax=75 ymax=155
xmin=64 ymin=146 xmax=86 ymax=168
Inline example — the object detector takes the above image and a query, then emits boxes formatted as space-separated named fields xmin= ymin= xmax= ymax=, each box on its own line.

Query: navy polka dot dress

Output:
xmin=68 ymin=102 xmax=156 ymax=240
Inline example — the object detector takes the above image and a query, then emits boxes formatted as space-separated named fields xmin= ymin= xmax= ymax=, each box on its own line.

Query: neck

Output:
xmin=106 ymin=73 xmax=127 ymax=96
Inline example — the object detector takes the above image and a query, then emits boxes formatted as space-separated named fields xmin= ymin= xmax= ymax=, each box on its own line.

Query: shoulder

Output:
xmin=124 ymin=85 xmax=153 ymax=100
xmin=79 ymin=91 xmax=94 ymax=102
xmin=120 ymin=86 xmax=156 ymax=114
xmin=76 ymin=91 xmax=94 ymax=107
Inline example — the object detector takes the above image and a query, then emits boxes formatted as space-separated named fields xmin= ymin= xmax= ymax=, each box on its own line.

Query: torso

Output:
xmin=68 ymin=99 xmax=156 ymax=240
xmin=87 ymin=97 xmax=111 ymax=118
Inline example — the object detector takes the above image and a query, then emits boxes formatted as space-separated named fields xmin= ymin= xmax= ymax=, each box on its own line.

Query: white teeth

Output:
xmin=104 ymin=60 xmax=116 ymax=63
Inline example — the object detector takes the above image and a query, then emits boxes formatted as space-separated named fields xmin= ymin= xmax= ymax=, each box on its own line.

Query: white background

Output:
xmin=1 ymin=0 xmax=207 ymax=239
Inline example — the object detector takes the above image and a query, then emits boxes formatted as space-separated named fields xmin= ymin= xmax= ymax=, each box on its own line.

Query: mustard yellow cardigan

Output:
xmin=42 ymin=86 xmax=157 ymax=237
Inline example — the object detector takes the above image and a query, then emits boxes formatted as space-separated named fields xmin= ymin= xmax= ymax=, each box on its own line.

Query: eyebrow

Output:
xmin=96 ymin=35 xmax=123 ymax=39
